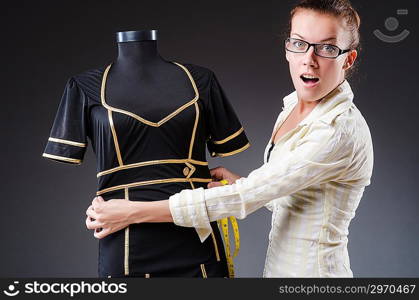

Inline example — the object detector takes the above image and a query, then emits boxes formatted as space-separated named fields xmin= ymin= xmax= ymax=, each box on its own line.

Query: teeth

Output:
xmin=301 ymin=74 xmax=317 ymax=79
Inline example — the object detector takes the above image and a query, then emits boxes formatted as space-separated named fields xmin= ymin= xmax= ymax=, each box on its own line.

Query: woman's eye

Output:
xmin=322 ymin=45 xmax=336 ymax=53
xmin=293 ymin=41 xmax=304 ymax=48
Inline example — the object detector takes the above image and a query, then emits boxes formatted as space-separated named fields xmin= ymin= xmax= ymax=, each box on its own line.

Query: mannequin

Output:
xmin=116 ymin=29 xmax=157 ymax=42
xmin=43 ymin=29 xmax=250 ymax=277
xmin=107 ymin=30 xmax=194 ymax=121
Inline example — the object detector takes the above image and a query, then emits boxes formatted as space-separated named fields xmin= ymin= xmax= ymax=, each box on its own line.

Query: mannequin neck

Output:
xmin=116 ymin=40 xmax=164 ymax=66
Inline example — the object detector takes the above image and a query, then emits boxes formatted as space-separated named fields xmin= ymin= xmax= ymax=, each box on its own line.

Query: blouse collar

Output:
xmin=282 ymin=80 xmax=354 ymax=126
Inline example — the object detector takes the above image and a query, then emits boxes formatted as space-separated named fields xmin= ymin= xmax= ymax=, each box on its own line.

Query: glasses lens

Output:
xmin=315 ymin=44 xmax=340 ymax=58
xmin=286 ymin=38 xmax=308 ymax=52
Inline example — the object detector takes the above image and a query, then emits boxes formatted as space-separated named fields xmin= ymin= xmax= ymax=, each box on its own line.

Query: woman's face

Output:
xmin=286 ymin=9 xmax=357 ymax=102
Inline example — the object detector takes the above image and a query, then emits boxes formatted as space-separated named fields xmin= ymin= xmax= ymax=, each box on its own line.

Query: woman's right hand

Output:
xmin=208 ymin=166 xmax=241 ymax=188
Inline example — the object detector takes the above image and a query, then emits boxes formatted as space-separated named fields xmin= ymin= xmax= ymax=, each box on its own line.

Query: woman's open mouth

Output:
xmin=300 ymin=74 xmax=320 ymax=87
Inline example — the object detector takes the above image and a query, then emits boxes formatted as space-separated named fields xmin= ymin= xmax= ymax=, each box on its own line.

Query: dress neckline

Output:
xmin=100 ymin=61 xmax=200 ymax=128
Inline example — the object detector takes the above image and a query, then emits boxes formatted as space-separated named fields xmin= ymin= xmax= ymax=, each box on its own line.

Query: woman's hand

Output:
xmin=85 ymin=196 xmax=136 ymax=239
xmin=85 ymin=197 xmax=173 ymax=239
xmin=208 ymin=166 xmax=241 ymax=188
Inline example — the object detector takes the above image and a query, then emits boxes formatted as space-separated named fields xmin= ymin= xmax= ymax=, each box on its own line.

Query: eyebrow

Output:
xmin=292 ymin=33 xmax=337 ymax=43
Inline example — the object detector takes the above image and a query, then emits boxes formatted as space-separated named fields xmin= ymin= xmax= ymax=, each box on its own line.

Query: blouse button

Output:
xmin=183 ymin=167 xmax=190 ymax=176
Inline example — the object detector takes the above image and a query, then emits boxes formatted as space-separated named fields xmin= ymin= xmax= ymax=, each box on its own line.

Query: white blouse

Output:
xmin=169 ymin=80 xmax=374 ymax=277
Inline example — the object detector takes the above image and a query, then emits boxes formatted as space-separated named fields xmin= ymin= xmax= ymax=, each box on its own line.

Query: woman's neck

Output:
xmin=295 ymin=98 xmax=320 ymax=114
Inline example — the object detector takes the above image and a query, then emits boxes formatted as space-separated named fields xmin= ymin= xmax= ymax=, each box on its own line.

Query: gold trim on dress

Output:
xmin=96 ymin=159 xmax=208 ymax=178
xmin=212 ymin=127 xmax=244 ymax=145
xmin=124 ymin=188 xmax=129 ymax=276
xmin=188 ymin=102 xmax=200 ymax=158
xmin=185 ymin=161 xmax=197 ymax=190
xmin=42 ymin=153 xmax=81 ymax=164
xmin=187 ymin=159 xmax=208 ymax=165
xmin=212 ymin=142 xmax=250 ymax=158
xmin=100 ymin=62 xmax=200 ymax=128
xmin=48 ymin=137 xmax=86 ymax=147
xmin=108 ymin=110 xmax=124 ymax=166
xmin=200 ymin=264 xmax=207 ymax=278
xmin=189 ymin=181 xmax=196 ymax=189
xmin=184 ymin=162 xmax=196 ymax=179
xmin=96 ymin=178 xmax=212 ymax=195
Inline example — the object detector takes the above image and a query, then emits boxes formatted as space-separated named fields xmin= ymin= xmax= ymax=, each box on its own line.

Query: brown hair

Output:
xmin=288 ymin=0 xmax=361 ymax=77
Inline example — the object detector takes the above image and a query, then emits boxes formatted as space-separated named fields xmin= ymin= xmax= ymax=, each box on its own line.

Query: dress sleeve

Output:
xmin=169 ymin=121 xmax=354 ymax=242
xmin=42 ymin=77 xmax=89 ymax=165
xmin=205 ymin=72 xmax=250 ymax=157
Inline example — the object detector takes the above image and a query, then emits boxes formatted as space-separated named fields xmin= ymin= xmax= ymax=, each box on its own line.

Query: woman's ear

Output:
xmin=343 ymin=49 xmax=358 ymax=70
xmin=285 ymin=50 xmax=290 ymax=62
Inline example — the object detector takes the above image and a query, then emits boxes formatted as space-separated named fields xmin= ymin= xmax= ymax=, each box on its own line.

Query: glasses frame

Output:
xmin=285 ymin=37 xmax=352 ymax=59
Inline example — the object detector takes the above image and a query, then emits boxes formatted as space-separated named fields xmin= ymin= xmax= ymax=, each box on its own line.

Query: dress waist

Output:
xmin=97 ymin=159 xmax=212 ymax=195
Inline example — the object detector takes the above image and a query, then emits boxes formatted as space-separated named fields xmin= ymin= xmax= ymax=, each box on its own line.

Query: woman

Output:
xmin=86 ymin=0 xmax=374 ymax=277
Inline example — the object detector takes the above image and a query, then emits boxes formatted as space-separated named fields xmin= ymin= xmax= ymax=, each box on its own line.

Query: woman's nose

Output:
xmin=302 ymin=46 xmax=318 ymax=67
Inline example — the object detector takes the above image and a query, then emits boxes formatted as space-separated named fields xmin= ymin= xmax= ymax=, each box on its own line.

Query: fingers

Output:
xmin=86 ymin=197 xmax=105 ymax=238
xmin=94 ymin=226 xmax=111 ymax=239
xmin=208 ymin=181 xmax=223 ymax=189
xmin=92 ymin=197 xmax=102 ymax=211
xmin=87 ymin=196 xmax=127 ymax=239
xmin=86 ymin=205 xmax=99 ymax=220
xmin=85 ymin=215 xmax=92 ymax=229
xmin=209 ymin=166 xmax=236 ymax=188
xmin=85 ymin=215 xmax=104 ymax=230
xmin=209 ymin=166 xmax=226 ymax=180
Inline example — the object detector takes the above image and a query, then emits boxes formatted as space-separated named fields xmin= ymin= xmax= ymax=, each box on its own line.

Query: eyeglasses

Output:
xmin=285 ymin=37 xmax=351 ymax=59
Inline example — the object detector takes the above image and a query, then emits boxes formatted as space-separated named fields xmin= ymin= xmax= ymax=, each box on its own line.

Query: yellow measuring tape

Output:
xmin=217 ymin=179 xmax=240 ymax=278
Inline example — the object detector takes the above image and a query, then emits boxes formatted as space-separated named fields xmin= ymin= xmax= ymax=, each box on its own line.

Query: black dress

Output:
xmin=42 ymin=62 xmax=250 ymax=278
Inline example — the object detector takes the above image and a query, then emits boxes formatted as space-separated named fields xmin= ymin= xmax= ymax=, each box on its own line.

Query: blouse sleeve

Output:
xmin=205 ymin=72 xmax=250 ymax=157
xmin=42 ymin=78 xmax=89 ymax=165
xmin=169 ymin=121 xmax=354 ymax=242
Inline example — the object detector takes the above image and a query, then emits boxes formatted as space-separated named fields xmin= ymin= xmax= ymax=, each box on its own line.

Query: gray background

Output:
xmin=1 ymin=0 xmax=418 ymax=277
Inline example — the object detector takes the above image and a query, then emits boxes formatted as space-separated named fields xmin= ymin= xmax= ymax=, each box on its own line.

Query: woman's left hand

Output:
xmin=85 ymin=196 xmax=135 ymax=239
